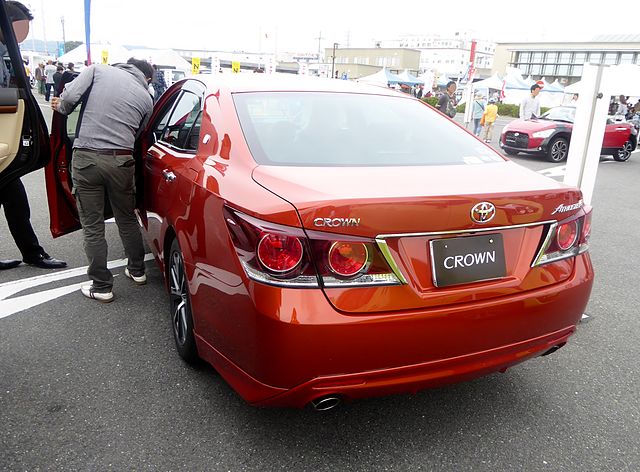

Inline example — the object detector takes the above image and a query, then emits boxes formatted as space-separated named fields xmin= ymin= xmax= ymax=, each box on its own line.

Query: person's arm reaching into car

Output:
xmin=50 ymin=65 xmax=96 ymax=115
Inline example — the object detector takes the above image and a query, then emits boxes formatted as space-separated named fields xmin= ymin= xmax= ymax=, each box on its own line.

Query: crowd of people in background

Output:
xmin=31 ymin=60 xmax=76 ymax=100
xmin=610 ymin=94 xmax=640 ymax=119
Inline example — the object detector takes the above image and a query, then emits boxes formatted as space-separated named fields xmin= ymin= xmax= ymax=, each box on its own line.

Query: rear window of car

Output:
xmin=232 ymin=92 xmax=504 ymax=167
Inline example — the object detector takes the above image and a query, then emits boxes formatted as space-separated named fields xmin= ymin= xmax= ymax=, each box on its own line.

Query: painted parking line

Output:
xmin=538 ymin=165 xmax=566 ymax=177
xmin=0 ymin=254 xmax=155 ymax=319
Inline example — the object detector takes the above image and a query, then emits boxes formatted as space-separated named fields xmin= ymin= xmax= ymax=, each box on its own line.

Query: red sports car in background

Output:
xmin=500 ymin=106 xmax=637 ymax=162
xmin=46 ymin=75 xmax=594 ymax=409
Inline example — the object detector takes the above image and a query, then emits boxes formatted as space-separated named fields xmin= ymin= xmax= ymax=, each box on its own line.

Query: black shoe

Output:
xmin=0 ymin=259 xmax=22 ymax=270
xmin=23 ymin=253 xmax=67 ymax=269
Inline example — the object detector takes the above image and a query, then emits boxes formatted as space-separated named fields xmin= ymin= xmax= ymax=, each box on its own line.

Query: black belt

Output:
xmin=76 ymin=148 xmax=132 ymax=156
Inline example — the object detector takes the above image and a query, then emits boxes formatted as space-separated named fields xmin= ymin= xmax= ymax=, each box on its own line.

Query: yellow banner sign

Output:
xmin=192 ymin=57 xmax=201 ymax=75
xmin=101 ymin=50 xmax=109 ymax=64
xmin=232 ymin=61 xmax=241 ymax=73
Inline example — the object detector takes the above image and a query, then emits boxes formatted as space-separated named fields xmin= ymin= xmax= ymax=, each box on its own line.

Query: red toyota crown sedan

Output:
xmin=46 ymin=75 xmax=594 ymax=409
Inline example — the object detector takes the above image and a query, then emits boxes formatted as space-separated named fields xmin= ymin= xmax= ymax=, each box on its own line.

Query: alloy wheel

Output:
xmin=549 ymin=138 xmax=569 ymax=162
xmin=614 ymin=141 xmax=634 ymax=162
xmin=169 ymin=250 xmax=189 ymax=346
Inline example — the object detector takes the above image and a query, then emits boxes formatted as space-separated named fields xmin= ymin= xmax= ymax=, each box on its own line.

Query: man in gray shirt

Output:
xmin=51 ymin=58 xmax=153 ymax=302
xmin=520 ymin=84 xmax=541 ymax=120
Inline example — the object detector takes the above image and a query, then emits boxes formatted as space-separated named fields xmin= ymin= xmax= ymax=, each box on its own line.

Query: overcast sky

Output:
xmin=21 ymin=0 xmax=626 ymax=54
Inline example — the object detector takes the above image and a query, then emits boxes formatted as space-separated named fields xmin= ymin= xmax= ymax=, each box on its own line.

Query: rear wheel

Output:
xmin=168 ymin=238 xmax=198 ymax=363
xmin=613 ymin=140 xmax=634 ymax=162
xmin=546 ymin=137 xmax=569 ymax=162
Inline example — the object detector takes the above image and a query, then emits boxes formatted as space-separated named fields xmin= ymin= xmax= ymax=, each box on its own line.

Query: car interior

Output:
xmin=0 ymin=87 xmax=24 ymax=174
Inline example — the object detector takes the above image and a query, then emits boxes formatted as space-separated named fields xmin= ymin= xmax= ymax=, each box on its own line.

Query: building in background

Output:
xmin=322 ymin=47 xmax=421 ymax=79
xmin=493 ymin=35 xmax=640 ymax=85
xmin=378 ymin=32 xmax=495 ymax=80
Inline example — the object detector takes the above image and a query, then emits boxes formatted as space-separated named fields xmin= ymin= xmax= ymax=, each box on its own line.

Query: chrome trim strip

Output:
xmin=532 ymin=222 xmax=558 ymax=267
xmin=375 ymin=238 xmax=408 ymax=284
xmin=322 ymin=273 xmax=401 ymax=288
xmin=376 ymin=220 xmax=557 ymax=240
xmin=375 ymin=220 xmax=556 ymax=282
xmin=241 ymin=261 xmax=319 ymax=288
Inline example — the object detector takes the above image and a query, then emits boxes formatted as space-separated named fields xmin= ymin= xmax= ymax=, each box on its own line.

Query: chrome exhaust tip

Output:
xmin=541 ymin=343 xmax=565 ymax=357
xmin=310 ymin=396 xmax=342 ymax=411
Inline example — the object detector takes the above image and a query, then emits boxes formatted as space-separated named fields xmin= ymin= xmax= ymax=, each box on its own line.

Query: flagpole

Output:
xmin=84 ymin=0 xmax=91 ymax=65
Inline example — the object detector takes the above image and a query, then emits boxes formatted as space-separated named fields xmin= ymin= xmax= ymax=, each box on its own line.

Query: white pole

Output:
xmin=564 ymin=64 xmax=608 ymax=206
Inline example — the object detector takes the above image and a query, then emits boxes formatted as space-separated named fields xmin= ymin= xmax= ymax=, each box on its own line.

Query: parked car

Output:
xmin=500 ymin=106 xmax=638 ymax=162
xmin=45 ymin=74 xmax=594 ymax=409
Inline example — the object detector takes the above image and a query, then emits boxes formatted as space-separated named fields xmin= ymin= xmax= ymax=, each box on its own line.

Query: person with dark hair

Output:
xmin=0 ymin=1 xmax=67 ymax=270
xmin=52 ymin=64 xmax=63 ymax=96
xmin=520 ymin=83 xmax=541 ymax=119
xmin=50 ymin=58 xmax=154 ymax=302
xmin=151 ymin=64 xmax=167 ymax=102
xmin=436 ymin=80 xmax=457 ymax=118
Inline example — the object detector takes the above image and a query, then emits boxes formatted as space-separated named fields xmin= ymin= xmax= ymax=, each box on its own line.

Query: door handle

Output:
xmin=162 ymin=169 xmax=176 ymax=182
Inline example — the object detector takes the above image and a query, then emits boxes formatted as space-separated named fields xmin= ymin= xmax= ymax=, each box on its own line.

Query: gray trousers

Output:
xmin=71 ymin=149 xmax=145 ymax=292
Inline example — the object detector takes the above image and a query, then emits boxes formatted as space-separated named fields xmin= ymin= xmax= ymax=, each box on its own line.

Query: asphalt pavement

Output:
xmin=1 ymin=95 xmax=639 ymax=471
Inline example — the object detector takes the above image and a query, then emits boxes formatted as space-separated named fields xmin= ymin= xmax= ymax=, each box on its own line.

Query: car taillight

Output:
xmin=328 ymin=242 xmax=369 ymax=277
xmin=224 ymin=206 xmax=401 ymax=287
xmin=532 ymin=207 xmax=592 ymax=267
xmin=257 ymin=234 xmax=303 ymax=273
xmin=556 ymin=221 xmax=578 ymax=251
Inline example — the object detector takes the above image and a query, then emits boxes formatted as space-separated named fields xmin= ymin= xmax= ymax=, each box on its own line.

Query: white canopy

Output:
xmin=472 ymin=72 xmax=503 ymax=90
xmin=603 ymin=64 xmax=640 ymax=95
xmin=357 ymin=67 xmax=402 ymax=86
xmin=57 ymin=43 xmax=131 ymax=66
xmin=564 ymin=65 xmax=640 ymax=96
xmin=128 ymin=48 xmax=191 ymax=72
xmin=396 ymin=69 xmax=423 ymax=85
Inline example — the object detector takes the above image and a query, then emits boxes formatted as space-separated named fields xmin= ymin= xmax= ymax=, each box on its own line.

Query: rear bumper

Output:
xmin=194 ymin=254 xmax=593 ymax=407
xmin=255 ymin=326 xmax=574 ymax=407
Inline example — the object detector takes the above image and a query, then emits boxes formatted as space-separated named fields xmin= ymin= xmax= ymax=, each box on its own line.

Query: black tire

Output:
xmin=503 ymin=149 xmax=519 ymax=156
xmin=546 ymin=137 xmax=569 ymax=162
xmin=613 ymin=140 xmax=634 ymax=162
xmin=168 ymin=238 xmax=198 ymax=363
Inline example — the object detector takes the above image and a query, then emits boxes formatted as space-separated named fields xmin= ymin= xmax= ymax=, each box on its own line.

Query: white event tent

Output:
xmin=357 ymin=67 xmax=403 ymax=86
xmin=396 ymin=70 xmax=423 ymax=85
xmin=128 ymin=48 xmax=191 ymax=73
xmin=57 ymin=43 xmax=131 ymax=67
xmin=565 ymin=64 xmax=640 ymax=96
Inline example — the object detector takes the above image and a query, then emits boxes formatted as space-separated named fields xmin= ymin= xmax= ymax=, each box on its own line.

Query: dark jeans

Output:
xmin=0 ymin=178 xmax=45 ymax=260
xmin=44 ymin=83 xmax=54 ymax=101
xmin=71 ymin=149 xmax=145 ymax=292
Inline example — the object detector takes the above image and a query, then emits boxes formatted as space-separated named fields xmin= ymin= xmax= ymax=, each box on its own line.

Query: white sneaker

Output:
xmin=125 ymin=268 xmax=147 ymax=285
xmin=80 ymin=284 xmax=114 ymax=303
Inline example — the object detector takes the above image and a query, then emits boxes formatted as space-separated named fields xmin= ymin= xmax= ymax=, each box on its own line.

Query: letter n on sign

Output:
xmin=192 ymin=57 xmax=201 ymax=75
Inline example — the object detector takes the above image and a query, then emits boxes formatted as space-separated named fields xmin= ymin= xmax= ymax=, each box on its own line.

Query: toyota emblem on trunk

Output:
xmin=471 ymin=202 xmax=496 ymax=223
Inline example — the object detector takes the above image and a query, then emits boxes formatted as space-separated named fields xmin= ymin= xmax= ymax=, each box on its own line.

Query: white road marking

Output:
xmin=0 ymin=254 xmax=155 ymax=319
xmin=538 ymin=165 xmax=566 ymax=177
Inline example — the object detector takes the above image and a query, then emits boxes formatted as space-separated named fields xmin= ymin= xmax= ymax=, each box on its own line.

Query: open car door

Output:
xmin=43 ymin=75 xmax=83 ymax=238
xmin=0 ymin=0 xmax=50 ymax=190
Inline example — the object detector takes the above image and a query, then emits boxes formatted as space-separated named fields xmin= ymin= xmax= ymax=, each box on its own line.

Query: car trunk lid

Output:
xmin=252 ymin=162 xmax=583 ymax=313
